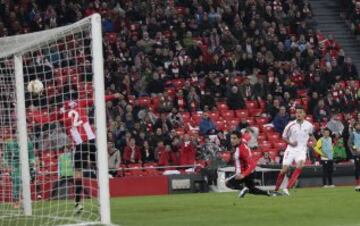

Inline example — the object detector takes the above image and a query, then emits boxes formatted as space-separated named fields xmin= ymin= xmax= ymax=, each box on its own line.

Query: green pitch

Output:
xmin=111 ymin=187 xmax=360 ymax=226
xmin=1 ymin=187 xmax=359 ymax=226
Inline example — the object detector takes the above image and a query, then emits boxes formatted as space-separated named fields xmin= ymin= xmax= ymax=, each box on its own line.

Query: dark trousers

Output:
xmin=355 ymin=157 xmax=360 ymax=180
xmin=321 ymin=160 xmax=334 ymax=185
xmin=226 ymin=173 xmax=268 ymax=196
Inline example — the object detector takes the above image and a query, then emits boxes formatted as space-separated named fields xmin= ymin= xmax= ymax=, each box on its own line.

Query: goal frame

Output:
xmin=2 ymin=13 xmax=111 ymax=225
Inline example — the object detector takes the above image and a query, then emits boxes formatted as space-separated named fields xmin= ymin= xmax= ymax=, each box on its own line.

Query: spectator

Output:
xmin=309 ymin=74 xmax=327 ymax=95
xmin=347 ymin=122 xmax=360 ymax=189
xmin=342 ymin=57 xmax=358 ymax=79
xmin=226 ymin=86 xmax=245 ymax=110
xmin=258 ymin=152 xmax=275 ymax=165
xmin=242 ymin=127 xmax=260 ymax=150
xmin=236 ymin=118 xmax=249 ymax=132
xmin=308 ymin=91 xmax=320 ymax=114
xmin=167 ymin=108 xmax=184 ymax=129
xmin=141 ymin=140 xmax=155 ymax=163
xmin=157 ymin=94 xmax=174 ymax=113
xmin=217 ymin=131 xmax=231 ymax=151
xmin=273 ymin=106 xmax=290 ymax=133
xmin=179 ymin=134 xmax=196 ymax=165
xmin=146 ymin=73 xmax=165 ymax=96
xmin=333 ymin=135 xmax=347 ymax=161
xmin=186 ymin=86 xmax=201 ymax=111
xmin=3 ymin=0 xmax=358 ymax=173
xmin=123 ymin=137 xmax=142 ymax=164
xmin=313 ymin=99 xmax=330 ymax=122
xmin=267 ymin=98 xmax=281 ymax=120
xmin=314 ymin=128 xmax=335 ymax=187
xmin=154 ymin=113 xmax=173 ymax=132
xmin=239 ymin=77 xmax=255 ymax=100
xmin=201 ymin=89 xmax=216 ymax=111
xmin=276 ymin=150 xmax=285 ymax=165
xmin=137 ymin=31 xmax=155 ymax=53
xmin=150 ymin=128 xmax=166 ymax=150
xmin=327 ymin=113 xmax=345 ymax=136
xmin=156 ymin=141 xmax=170 ymax=166
xmin=108 ymin=142 xmax=121 ymax=177
xmin=199 ymin=112 xmax=217 ymax=135
xmin=200 ymin=135 xmax=222 ymax=161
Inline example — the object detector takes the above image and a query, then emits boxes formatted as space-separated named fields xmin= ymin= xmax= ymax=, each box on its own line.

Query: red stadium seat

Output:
xmin=262 ymin=125 xmax=274 ymax=132
xmin=217 ymin=102 xmax=228 ymax=111
xmin=137 ymin=96 xmax=151 ymax=108
xmin=267 ymin=132 xmax=281 ymax=141
xmin=255 ymin=117 xmax=269 ymax=125
xmin=128 ymin=95 xmax=136 ymax=105
xmin=191 ymin=114 xmax=202 ymax=125
xmin=181 ymin=112 xmax=191 ymax=123
xmin=248 ymin=108 xmax=263 ymax=117
xmin=258 ymin=100 xmax=266 ymax=109
xmin=252 ymin=151 xmax=263 ymax=158
xmin=245 ymin=100 xmax=258 ymax=109
xmin=221 ymin=110 xmax=234 ymax=121
xmin=143 ymin=163 xmax=160 ymax=176
xmin=209 ymin=111 xmax=220 ymax=121
xmin=151 ymin=96 xmax=160 ymax=111
xmin=272 ymin=141 xmax=287 ymax=151
xmin=215 ymin=120 xmax=226 ymax=131
xmin=259 ymin=141 xmax=273 ymax=151
xmin=126 ymin=164 xmax=144 ymax=176
xmin=226 ymin=119 xmax=239 ymax=131
xmin=257 ymin=133 xmax=267 ymax=141
xmin=245 ymin=117 xmax=255 ymax=125
xmin=172 ymin=79 xmax=185 ymax=89
xmin=235 ymin=109 xmax=249 ymax=118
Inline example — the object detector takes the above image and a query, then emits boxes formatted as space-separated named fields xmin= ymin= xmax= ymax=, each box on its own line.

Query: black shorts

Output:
xmin=74 ymin=139 xmax=96 ymax=169
xmin=225 ymin=173 xmax=256 ymax=190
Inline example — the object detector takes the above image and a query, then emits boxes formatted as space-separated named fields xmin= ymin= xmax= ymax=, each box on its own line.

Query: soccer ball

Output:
xmin=27 ymin=79 xmax=44 ymax=94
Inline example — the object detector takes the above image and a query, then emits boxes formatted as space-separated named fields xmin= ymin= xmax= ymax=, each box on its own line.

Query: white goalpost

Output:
xmin=0 ymin=14 xmax=111 ymax=226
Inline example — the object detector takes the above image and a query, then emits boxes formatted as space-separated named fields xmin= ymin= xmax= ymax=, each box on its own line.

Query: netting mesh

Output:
xmin=0 ymin=16 xmax=103 ymax=226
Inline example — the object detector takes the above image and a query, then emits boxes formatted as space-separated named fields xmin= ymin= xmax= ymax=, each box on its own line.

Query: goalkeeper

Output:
xmin=3 ymin=135 xmax=35 ymax=209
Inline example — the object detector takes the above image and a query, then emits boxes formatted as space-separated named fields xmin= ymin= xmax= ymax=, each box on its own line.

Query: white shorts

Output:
xmin=282 ymin=148 xmax=307 ymax=166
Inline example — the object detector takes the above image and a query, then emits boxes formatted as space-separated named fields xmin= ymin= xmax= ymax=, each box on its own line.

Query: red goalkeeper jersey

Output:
xmin=233 ymin=143 xmax=258 ymax=177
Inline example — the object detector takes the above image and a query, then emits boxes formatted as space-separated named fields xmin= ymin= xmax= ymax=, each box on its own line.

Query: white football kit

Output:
xmin=282 ymin=119 xmax=314 ymax=165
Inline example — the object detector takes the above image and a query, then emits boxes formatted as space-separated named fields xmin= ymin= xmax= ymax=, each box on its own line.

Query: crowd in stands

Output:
xmin=343 ymin=0 xmax=360 ymax=34
xmin=1 ymin=0 xmax=360 ymax=177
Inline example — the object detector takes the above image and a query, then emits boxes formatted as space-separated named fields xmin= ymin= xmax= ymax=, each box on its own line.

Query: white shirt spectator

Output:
xmin=326 ymin=117 xmax=344 ymax=136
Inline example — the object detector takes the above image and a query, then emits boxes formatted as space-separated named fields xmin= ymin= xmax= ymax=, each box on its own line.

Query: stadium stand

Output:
xmin=0 ymin=0 xmax=359 ymax=178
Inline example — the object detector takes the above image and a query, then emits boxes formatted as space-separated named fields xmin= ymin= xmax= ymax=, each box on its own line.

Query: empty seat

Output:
xmin=235 ymin=109 xmax=249 ymax=118
xmin=245 ymin=100 xmax=259 ymax=109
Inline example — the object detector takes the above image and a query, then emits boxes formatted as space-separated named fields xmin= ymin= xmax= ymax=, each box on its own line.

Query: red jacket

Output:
xmin=179 ymin=142 xmax=196 ymax=165
xmin=123 ymin=145 xmax=142 ymax=164
xmin=233 ymin=143 xmax=258 ymax=177
xmin=157 ymin=146 xmax=170 ymax=166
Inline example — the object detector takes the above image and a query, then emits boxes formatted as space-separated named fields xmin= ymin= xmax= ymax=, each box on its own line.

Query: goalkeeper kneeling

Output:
xmin=3 ymin=136 xmax=35 ymax=209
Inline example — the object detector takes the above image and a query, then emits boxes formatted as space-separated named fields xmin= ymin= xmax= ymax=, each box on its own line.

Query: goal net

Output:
xmin=0 ymin=14 xmax=111 ymax=226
